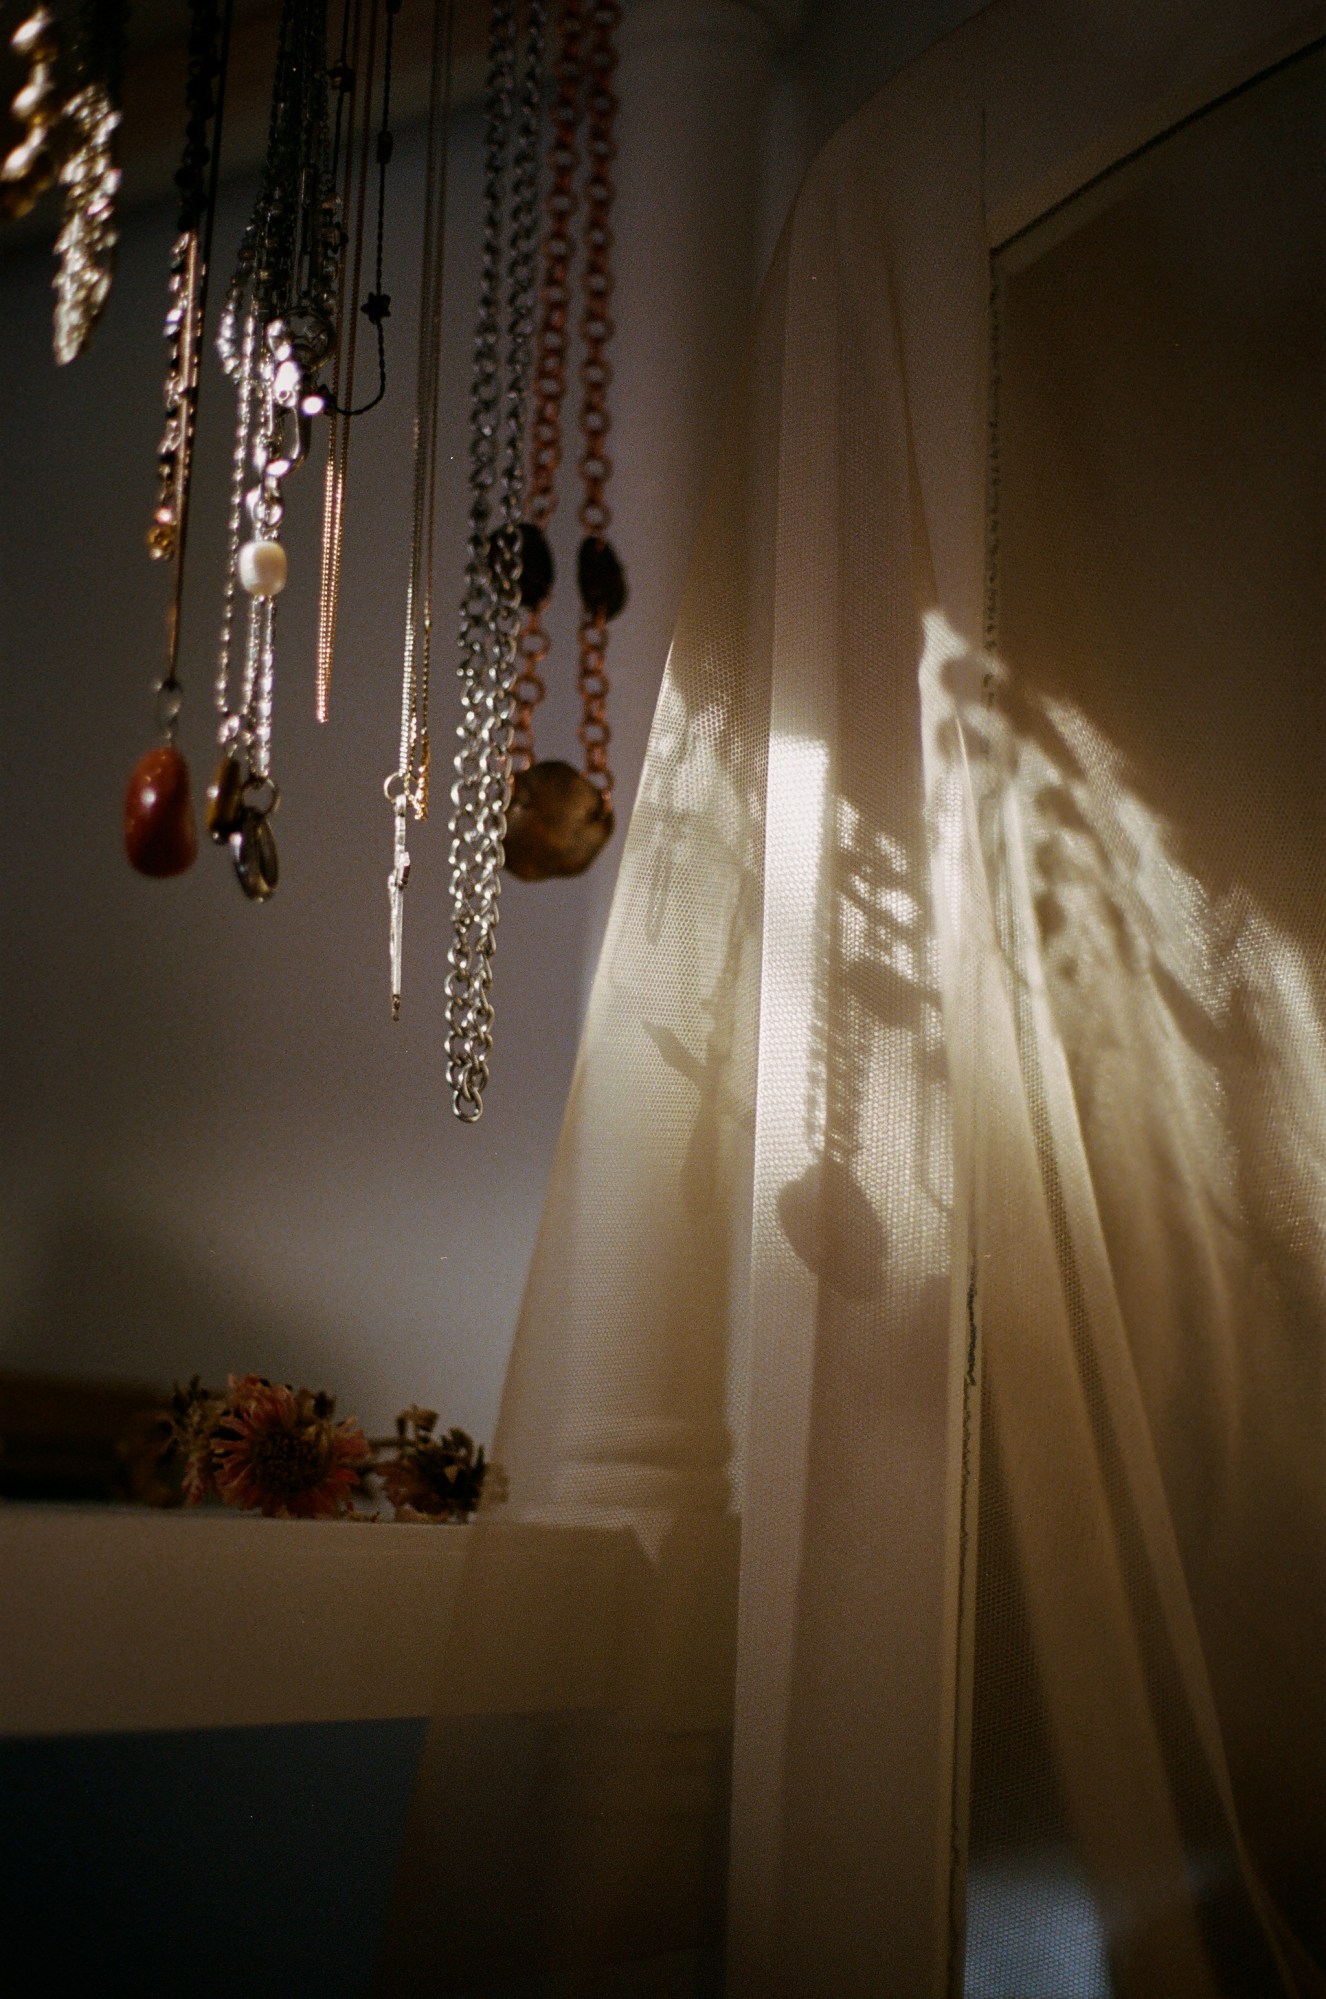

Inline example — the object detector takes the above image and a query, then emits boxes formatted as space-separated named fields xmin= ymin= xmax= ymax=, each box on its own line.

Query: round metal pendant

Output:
xmin=229 ymin=807 xmax=279 ymax=901
xmin=503 ymin=761 xmax=614 ymax=881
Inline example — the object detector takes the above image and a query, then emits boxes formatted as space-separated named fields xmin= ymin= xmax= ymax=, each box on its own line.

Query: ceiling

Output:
xmin=2 ymin=0 xmax=491 ymax=245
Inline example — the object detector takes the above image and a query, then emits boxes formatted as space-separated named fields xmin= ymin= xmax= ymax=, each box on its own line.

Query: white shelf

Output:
xmin=0 ymin=1506 xmax=645 ymax=1737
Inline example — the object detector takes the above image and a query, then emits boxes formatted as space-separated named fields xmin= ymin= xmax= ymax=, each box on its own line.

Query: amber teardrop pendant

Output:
xmin=205 ymin=751 xmax=247 ymax=841
xmin=124 ymin=745 xmax=198 ymax=877
xmin=504 ymin=761 xmax=614 ymax=881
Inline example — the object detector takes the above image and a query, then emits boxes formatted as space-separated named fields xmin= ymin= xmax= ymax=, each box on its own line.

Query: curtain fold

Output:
xmin=378 ymin=5 xmax=1324 ymax=1992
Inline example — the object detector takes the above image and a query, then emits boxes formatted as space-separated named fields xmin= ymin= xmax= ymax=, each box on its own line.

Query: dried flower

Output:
xmin=133 ymin=1378 xmax=495 ymax=1525
xmin=211 ymin=1374 xmax=370 ymax=1519
xmin=116 ymin=1405 xmax=185 ymax=1507
xmin=164 ymin=1375 xmax=229 ymax=1504
xmin=374 ymin=1408 xmax=497 ymax=1522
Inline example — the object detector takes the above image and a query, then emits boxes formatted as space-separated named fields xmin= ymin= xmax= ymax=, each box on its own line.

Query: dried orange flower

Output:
xmin=211 ymin=1375 xmax=370 ymax=1520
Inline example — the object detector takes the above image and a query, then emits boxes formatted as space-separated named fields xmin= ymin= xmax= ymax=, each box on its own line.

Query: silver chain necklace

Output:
xmin=446 ymin=0 xmax=547 ymax=1121
xmin=386 ymin=0 xmax=456 ymax=1021
xmin=207 ymin=0 xmax=340 ymax=901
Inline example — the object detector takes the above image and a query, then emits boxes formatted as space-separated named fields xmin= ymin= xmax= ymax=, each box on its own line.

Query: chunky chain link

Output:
xmin=511 ymin=0 xmax=582 ymax=770
xmin=447 ymin=0 xmax=547 ymax=1121
xmin=576 ymin=0 xmax=619 ymax=808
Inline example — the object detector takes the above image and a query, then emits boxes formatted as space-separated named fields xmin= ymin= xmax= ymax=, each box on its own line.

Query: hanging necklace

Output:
xmin=317 ymin=0 xmax=398 ymax=721
xmin=386 ymin=0 xmax=455 ymax=1020
xmin=2 ymin=9 xmax=65 ymax=222
xmin=51 ymin=0 xmax=127 ymax=365
xmin=207 ymin=0 xmax=347 ymax=900
xmin=503 ymin=0 xmax=624 ymax=883
xmin=124 ymin=0 xmax=234 ymax=880
xmin=1 ymin=0 xmax=127 ymax=363
xmin=447 ymin=0 xmax=547 ymax=1120
xmin=315 ymin=0 xmax=373 ymax=722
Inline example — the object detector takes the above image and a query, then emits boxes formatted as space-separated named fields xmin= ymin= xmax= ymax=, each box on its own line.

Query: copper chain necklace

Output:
xmin=503 ymin=0 xmax=626 ymax=885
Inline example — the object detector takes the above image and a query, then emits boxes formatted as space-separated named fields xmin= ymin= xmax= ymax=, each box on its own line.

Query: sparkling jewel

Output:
xmin=1 ymin=8 xmax=61 ymax=222
xmin=13 ymin=76 xmax=49 ymax=121
xmin=146 ymin=514 xmax=175 ymax=559
xmin=124 ymin=744 xmax=197 ymax=877
xmin=237 ymin=539 xmax=287 ymax=597
xmin=51 ymin=83 xmax=122 ymax=366
xmin=11 ymin=6 xmax=56 ymax=57
xmin=503 ymin=760 xmax=614 ymax=882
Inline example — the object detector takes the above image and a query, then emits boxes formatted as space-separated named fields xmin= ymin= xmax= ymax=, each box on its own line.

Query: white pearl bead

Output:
xmin=237 ymin=539 xmax=288 ymax=598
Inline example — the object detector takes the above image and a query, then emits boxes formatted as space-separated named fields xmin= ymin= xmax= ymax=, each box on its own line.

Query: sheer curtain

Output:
xmin=378 ymin=2 xmax=1325 ymax=1992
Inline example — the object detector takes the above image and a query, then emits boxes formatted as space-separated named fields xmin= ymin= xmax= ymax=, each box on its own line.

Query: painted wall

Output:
xmin=0 ymin=6 xmax=987 ymax=1997
xmin=0 ymin=0 xmax=987 ymax=1453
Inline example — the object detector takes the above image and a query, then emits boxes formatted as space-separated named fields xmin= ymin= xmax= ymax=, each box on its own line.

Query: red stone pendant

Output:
xmin=124 ymin=745 xmax=198 ymax=877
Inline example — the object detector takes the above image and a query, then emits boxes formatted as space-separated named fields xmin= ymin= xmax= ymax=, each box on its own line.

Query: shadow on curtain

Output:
xmin=376 ymin=15 xmax=1324 ymax=1998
